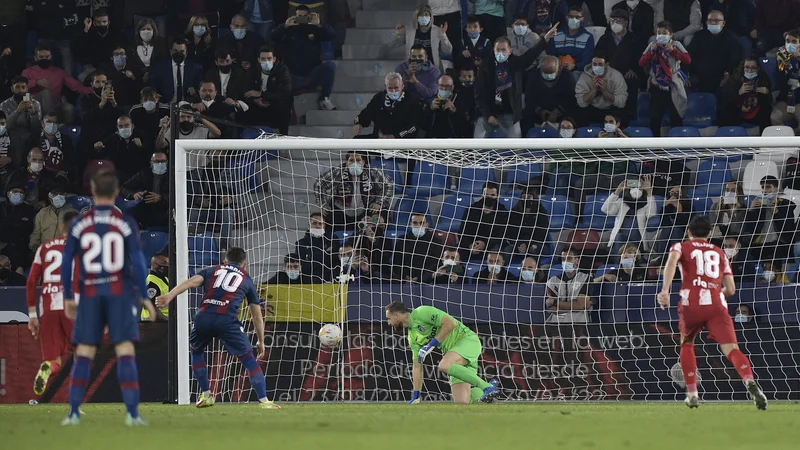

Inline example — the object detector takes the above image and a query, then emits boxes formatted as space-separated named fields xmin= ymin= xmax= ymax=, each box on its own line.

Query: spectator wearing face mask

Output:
xmin=149 ymin=38 xmax=204 ymax=104
xmin=29 ymin=184 xmax=76 ymax=253
xmin=602 ymin=174 xmax=657 ymax=253
xmin=686 ymin=10 xmax=742 ymax=94
xmin=34 ymin=110 xmax=74 ymax=179
xmin=455 ymin=66 xmax=477 ymax=126
xmin=758 ymin=261 xmax=790 ymax=284
xmin=333 ymin=241 xmax=382 ymax=284
xmin=459 ymin=182 xmax=510 ymax=261
xmin=519 ymin=256 xmax=545 ymax=283
xmin=352 ymin=72 xmax=422 ymax=139
xmin=22 ymin=45 xmax=94 ymax=126
xmin=140 ymin=252 xmax=170 ymax=321
xmin=100 ymin=45 xmax=143 ymax=111
xmin=393 ymin=213 xmax=444 ymax=283
xmin=507 ymin=14 xmax=543 ymax=59
xmin=0 ymin=186 xmax=36 ymax=272
xmin=129 ymin=87 xmax=170 ymax=144
xmin=718 ymin=56 xmax=773 ymax=132
xmin=595 ymin=8 xmax=646 ymax=117
xmin=428 ymin=247 xmax=467 ymax=285
xmin=0 ymin=255 xmax=26 ymax=286
xmin=396 ymin=45 xmax=442 ymax=102
xmin=457 ymin=16 xmax=492 ymax=71
xmin=611 ymin=0 xmax=655 ymax=48
xmin=121 ymin=151 xmax=170 ymax=230
xmin=156 ymin=104 xmax=222 ymax=153
xmin=205 ymin=50 xmax=249 ymax=106
xmin=129 ymin=19 xmax=169 ymax=77
xmin=595 ymin=244 xmax=650 ymax=282
xmin=474 ymin=251 xmax=518 ymax=284
xmin=185 ymin=15 xmax=217 ymax=72
xmin=268 ymin=253 xmax=312 ymax=284
xmin=79 ymin=71 xmax=123 ymax=158
xmin=314 ymin=151 xmax=394 ymax=233
xmin=575 ymin=51 xmax=629 ymax=126
xmin=549 ymin=6 xmax=595 ymax=76
xmin=28 ymin=0 xmax=80 ymax=74
xmin=422 ymin=75 xmax=473 ymax=138
xmin=295 ymin=212 xmax=339 ymax=283
xmin=516 ymin=0 xmax=568 ymax=35
xmin=710 ymin=181 xmax=747 ymax=240
xmin=244 ymin=46 xmax=293 ymax=136
xmin=358 ymin=213 xmax=394 ymax=282
xmin=189 ymin=81 xmax=240 ymax=137
xmin=92 ymin=115 xmax=153 ymax=185
xmin=505 ymin=186 xmax=550 ymax=262
xmin=392 ymin=5 xmax=453 ymax=72
xmin=598 ymin=114 xmax=628 ymax=137
xmin=546 ymin=246 xmax=592 ymax=323
xmin=720 ymin=236 xmax=757 ymax=284
xmin=772 ymin=30 xmax=800 ymax=132
xmin=6 ymin=148 xmax=65 ymax=210
xmin=733 ymin=304 xmax=755 ymax=326
xmin=745 ymin=175 xmax=797 ymax=262
xmin=219 ymin=15 xmax=266 ymax=71
xmin=523 ymin=55 xmax=577 ymax=133
xmin=73 ymin=8 xmax=128 ymax=81
xmin=657 ymin=185 xmax=693 ymax=252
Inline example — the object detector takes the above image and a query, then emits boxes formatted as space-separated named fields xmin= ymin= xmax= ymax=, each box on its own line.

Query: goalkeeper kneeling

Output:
xmin=385 ymin=302 xmax=500 ymax=404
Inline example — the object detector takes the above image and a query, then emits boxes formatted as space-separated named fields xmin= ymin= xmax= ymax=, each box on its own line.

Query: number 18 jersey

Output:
xmin=670 ymin=239 xmax=733 ymax=309
xmin=197 ymin=264 xmax=259 ymax=318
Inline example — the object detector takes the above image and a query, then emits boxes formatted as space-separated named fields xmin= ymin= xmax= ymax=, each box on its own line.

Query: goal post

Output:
xmin=173 ymin=136 xmax=800 ymax=405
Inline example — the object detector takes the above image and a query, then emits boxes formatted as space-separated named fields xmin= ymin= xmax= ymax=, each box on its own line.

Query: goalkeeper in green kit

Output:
xmin=385 ymin=302 xmax=500 ymax=404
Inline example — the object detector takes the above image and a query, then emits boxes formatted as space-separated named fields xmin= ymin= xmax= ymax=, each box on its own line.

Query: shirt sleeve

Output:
xmin=26 ymin=245 xmax=44 ymax=309
xmin=722 ymin=253 xmax=733 ymax=275
xmin=61 ymin=231 xmax=79 ymax=299
xmin=670 ymin=242 xmax=682 ymax=255
xmin=244 ymin=277 xmax=259 ymax=306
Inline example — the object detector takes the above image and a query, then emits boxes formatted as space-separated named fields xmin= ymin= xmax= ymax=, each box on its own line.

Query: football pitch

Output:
xmin=1 ymin=402 xmax=798 ymax=450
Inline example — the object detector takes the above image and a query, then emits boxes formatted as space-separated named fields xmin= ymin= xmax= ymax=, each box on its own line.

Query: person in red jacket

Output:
xmin=21 ymin=45 xmax=93 ymax=126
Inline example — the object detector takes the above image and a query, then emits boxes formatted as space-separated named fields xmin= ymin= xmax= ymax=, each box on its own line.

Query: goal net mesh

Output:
xmin=176 ymin=137 xmax=800 ymax=403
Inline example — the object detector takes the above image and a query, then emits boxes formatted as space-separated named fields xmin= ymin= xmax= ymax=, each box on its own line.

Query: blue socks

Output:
xmin=191 ymin=350 xmax=210 ymax=392
xmin=69 ymin=355 xmax=92 ymax=417
xmin=239 ymin=351 xmax=267 ymax=401
xmin=117 ymin=355 xmax=140 ymax=419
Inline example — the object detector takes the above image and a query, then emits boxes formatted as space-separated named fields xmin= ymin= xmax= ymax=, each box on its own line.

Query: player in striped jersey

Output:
xmin=156 ymin=247 xmax=281 ymax=409
xmin=60 ymin=171 xmax=156 ymax=426
xmin=26 ymin=211 xmax=80 ymax=395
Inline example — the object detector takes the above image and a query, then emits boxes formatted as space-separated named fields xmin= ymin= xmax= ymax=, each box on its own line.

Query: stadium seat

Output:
xmin=696 ymin=158 xmax=732 ymax=186
xmin=633 ymin=92 xmax=650 ymax=127
xmin=742 ymin=160 xmax=780 ymax=196
xmin=407 ymin=162 xmax=448 ymax=197
xmin=464 ymin=262 xmax=482 ymax=281
xmin=567 ymin=229 xmax=601 ymax=251
xmin=433 ymin=230 xmax=457 ymax=247
xmin=689 ymin=184 xmax=724 ymax=214
xmin=761 ymin=56 xmax=777 ymax=91
xmin=140 ymin=231 xmax=168 ymax=260
xmin=384 ymin=227 xmax=403 ymax=243
xmin=585 ymin=26 xmax=606 ymax=43
xmin=332 ymin=230 xmax=356 ymax=245
xmin=498 ymin=194 xmax=518 ymax=211
xmin=66 ymin=195 xmax=92 ymax=212
xmin=667 ymin=126 xmax=701 ymax=138
xmin=458 ymin=167 xmax=496 ymax=195
xmin=507 ymin=263 xmax=522 ymax=278
xmin=576 ymin=126 xmax=600 ymax=138
xmin=120 ymin=198 xmax=139 ymax=211
xmin=548 ymin=264 xmax=564 ymax=278
xmin=370 ymin=158 xmax=404 ymax=194
xmin=786 ymin=263 xmax=799 ymax=283
xmin=540 ymin=195 xmax=576 ymax=229
xmin=624 ymin=127 xmax=653 ymax=138
xmin=647 ymin=196 xmax=665 ymax=231
xmin=715 ymin=126 xmax=748 ymax=137
xmin=762 ymin=125 xmax=795 ymax=137
xmin=594 ymin=264 xmax=618 ymax=279
xmin=436 ymin=194 xmax=472 ymax=232
xmin=59 ymin=126 xmax=81 ymax=149
xmin=526 ymin=126 xmax=558 ymax=138
xmin=188 ymin=233 xmax=219 ymax=267
xmin=82 ymin=160 xmax=115 ymax=195
xmin=578 ymin=194 xmax=615 ymax=230
xmin=392 ymin=197 xmax=431 ymax=229
xmin=684 ymin=93 xmax=716 ymax=128
xmin=504 ymin=162 xmax=544 ymax=186
xmin=240 ymin=126 xmax=274 ymax=140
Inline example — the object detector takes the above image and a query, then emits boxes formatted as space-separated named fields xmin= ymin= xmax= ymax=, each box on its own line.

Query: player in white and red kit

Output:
xmin=658 ymin=216 xmax=767 ymax=410
xmin=26 ymin=210 xmax=80 ymax=395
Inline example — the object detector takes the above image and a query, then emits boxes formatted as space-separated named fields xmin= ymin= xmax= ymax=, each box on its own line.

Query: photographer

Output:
xmin=395 ymin=45 xmax=440 ymax=102
xmin=79 ymin=71 xmax=122 ymax=158
xmin=421 ymin=75 xmax=472 ymax=138
xmin=120 ymin=151 xmax=170 ymax=230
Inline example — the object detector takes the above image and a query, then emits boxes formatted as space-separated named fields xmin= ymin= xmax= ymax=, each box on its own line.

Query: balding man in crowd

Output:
xmin=522 ymin=55 xmax=576 ymax=133
xmin=421 ymin=74 xmax=472 ymax=138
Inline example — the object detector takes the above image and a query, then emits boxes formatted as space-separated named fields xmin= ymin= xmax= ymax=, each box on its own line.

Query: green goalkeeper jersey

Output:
xmin=407 ymin=306 xmax=473 ymax=355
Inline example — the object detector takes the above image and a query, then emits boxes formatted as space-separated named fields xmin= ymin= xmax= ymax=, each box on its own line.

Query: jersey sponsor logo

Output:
xmin=203 ymin=298 xmax=230 ymax=307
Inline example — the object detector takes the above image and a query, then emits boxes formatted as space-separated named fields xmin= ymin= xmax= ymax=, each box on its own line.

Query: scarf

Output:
xmin=777 ymin=47 xmax=799 ymax=104
xmin=495 ymin=61 xmax=512 ymax=95
xmin=738 ymin=76 xmax=761 ymax=119
xmin=651 ymin=47 xmax=687 ymax=91
xmin=383 ymin=91 xmax=405 ymax=111
xmin=336 ymin=166 xmax=373 ymax=207
xmin=40 ymin=130 xmax=64 ymax=171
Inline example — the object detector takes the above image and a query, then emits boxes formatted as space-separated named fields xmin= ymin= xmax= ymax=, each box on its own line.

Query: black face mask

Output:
xmin=96 ymin=25 xmax=109 ymax=34
xmin=483 ymin=197 xmax=498 ymax=208
xmin=37 ymin=59 xmax=51 ymax=69
xmin=179 ymin=121 xmax=194 ymax=132
xmin=218 ymin=65 xmax=231 ymax=74
xmin=0 ymin=268 xmax=10 ymax=280
xmin=172 ymin=53 xmax=185 ymax=64
xmin=13 ymin=93 xmax=24 ymax=102
xmin=153 ymin=265 xmax=168 ymax=277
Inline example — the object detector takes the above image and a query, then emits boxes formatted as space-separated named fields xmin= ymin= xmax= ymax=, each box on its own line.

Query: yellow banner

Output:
xmin=254 ymin=284 xmax=345 ymax=322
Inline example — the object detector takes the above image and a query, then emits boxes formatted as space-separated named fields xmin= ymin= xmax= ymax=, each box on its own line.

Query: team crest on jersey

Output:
xmin=417 ymin=325 xmax=425 ymax=333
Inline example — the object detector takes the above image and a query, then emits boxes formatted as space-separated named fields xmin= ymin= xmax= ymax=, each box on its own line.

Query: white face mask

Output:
xmin=348 ymin=163 xmax=363 ymax=176
xmin=118 ymin=127 xmax=132 ymax=139
xmin=562 ymin=261 xmax=575 ymax=273
xmin=628 ymin=188 xmax=643 ymax=200
xmin=723 ymin=192 xmax=737 ymax=205
xmin=513 ymin=25 xmax=528 ymax=36
xmin=762 ymin=270 xmax=776 ymax=281
xmin=285 ymin=269 xmax=300 ymax=280
xmin=723 ymin=248 xmax=738 ymax=260
xmin=143 ymin=100 xmax=157 ymax=112
xmin=309 ymin=228 xmax=325 ymax=238
xmin=488 ymin=264 xmax=502 ymax=274
xmin=604 ymin=123 xmax=617 ymax=133
xmin=626 ymin=0 xmax=640 ymax=8
xmin=30 ymin=161 xmax=44 ymax=173
xmin=411 ymin=226 xmax=426 ymax=238
xmin=140 ymin=29 xmax=154 ymax=42
xmin=442 ymin=258 xmax=457 ymax=267
xmin=520 ymin=270 xmax=535 ymax=282
xmin=560 ymin=128 xmax=575 ymax=138
xmin=611 ymin=23 xmax=625 ymax=34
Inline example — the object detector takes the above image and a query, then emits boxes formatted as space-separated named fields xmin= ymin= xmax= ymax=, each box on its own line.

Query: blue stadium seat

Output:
xmin=714 ymin=126 xmax=748 ymax=138
xmin=407 ymin=162 xmax=448 ymax=197
xmin=119 ymin=198 xmax=139 ymax=211
xmin=505 ymin=163 xmax=544 ymax=186
xmin=594 ymin=264 xmax=618 ymax=279
xmin=647 ymin=196 xmax=665 ymax=231
xmin=667 ymin=126 xmax=701 ymax=138
xmin=696 ymin=158 xmax=733 ymax=185
xmin=578 ymin=194 xmax=615 ymax=230
xmin=540 ymin=195 xmax=576 ymax=229
xmin=66 ymin=195 xmax=92 ymax=211
xmin=633 ymin=91 xmax=650 ymax=127
xmin=458 ymin=167 xmax=496 ymax=195
xmin=436 ymin=194 xmax=472 ymax=232
xmin=576 ymin=126 xmax=600 ymax=138
xmin=507 ymin=263 xmax=522 ymax=278
xmin=761 ymin=56 xmax=777 ymax=91
xmin=464 ymin=262 xmax=482 ymax=281
xmin=240 ymin=126 xmax=274 ymax=139
xmin=689 ymin=184 xmax=724 ymax=214
xmin=370 ymin=158 xmax=404 ymax=194
xmin=59 ymin=126 xmax=81 ymax=149
xmin=786 ymin=263 xmax=799 ymax=283
xmin=140 ymin=231 xmax=168 ymax=260
xmin=486 ymin=126 xmax=506 ymax=138
xmin=684 ymin=93 xmax=716 ymax=128
xmin=499 ymin=194 xmax=518 ymax=211
xmin=526 ymin=126 xmax=558 ymax=138
xmin=392 ymin=197 xmax=431 ymax=229
xmin=625 ymin=127 xmax=653 ymax=138
xmin=548 ymin=264 xmax=564 ymax=278
xmin=384 ymin=227 xmax=403 ymax=243
xmin=188 ymin=233 xmax=219 ymax=267
xmin=332 ymin=230 xmax=356 ymax=245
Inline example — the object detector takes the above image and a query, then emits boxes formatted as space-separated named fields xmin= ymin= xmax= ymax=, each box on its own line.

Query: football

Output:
xmin=318 ymin=324 xmax=342 ymax=346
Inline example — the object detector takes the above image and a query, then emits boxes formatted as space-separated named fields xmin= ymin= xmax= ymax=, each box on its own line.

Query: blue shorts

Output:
xmin=72 ymin=295 xmax=140 ymax=346
xmin=190 ymin=313 xmax=252 ymax=356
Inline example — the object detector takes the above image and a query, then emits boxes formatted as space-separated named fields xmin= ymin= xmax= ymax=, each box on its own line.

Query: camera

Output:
xmin=296 ymin=14 xmax=311 ymax=24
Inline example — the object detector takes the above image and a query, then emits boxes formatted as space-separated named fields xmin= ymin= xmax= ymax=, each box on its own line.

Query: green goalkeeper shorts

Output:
xmin=446 ymin=333 xmax=482 ymax=386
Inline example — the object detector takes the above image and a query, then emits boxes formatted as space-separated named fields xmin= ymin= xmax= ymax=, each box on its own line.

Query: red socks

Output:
xmin=726 ymin=349 xmax=754 ymax=384
xmin=680 ymin=344 xmax=698 ymax=393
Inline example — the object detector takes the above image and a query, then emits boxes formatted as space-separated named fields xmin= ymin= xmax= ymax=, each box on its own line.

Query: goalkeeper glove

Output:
xmin=417 ymin=338 xmax=439 ymax=363
xmin=408 ymin=391 xmax=421 ymax=404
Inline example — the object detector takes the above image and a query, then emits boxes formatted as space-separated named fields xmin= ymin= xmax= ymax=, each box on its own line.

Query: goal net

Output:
xmin=174 ymin=136 xmax=800 ymax=405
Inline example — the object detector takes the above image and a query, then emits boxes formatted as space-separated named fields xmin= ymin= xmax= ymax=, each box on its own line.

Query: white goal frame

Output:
xmin=174 ymin=136 xmax=800 ymax=405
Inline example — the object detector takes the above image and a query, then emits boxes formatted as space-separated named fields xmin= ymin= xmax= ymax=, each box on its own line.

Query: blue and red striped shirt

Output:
xmin=197 ymin=264 xmax=259 ymax=318
xmin=61 ymin=205 xmax=148 ymax=300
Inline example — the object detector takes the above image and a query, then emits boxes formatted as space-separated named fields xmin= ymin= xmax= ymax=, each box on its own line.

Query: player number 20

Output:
xmin=213 ymin=269 xmax=243 ymax=293
xmin=690 ymin=249 xmax=720 ymax=278
xmin=81 ymin=232 xmax=124 ymax=274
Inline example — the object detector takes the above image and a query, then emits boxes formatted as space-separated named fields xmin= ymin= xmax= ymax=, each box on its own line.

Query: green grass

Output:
xmin=1 ymin=402 xmax=798 ymax=450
